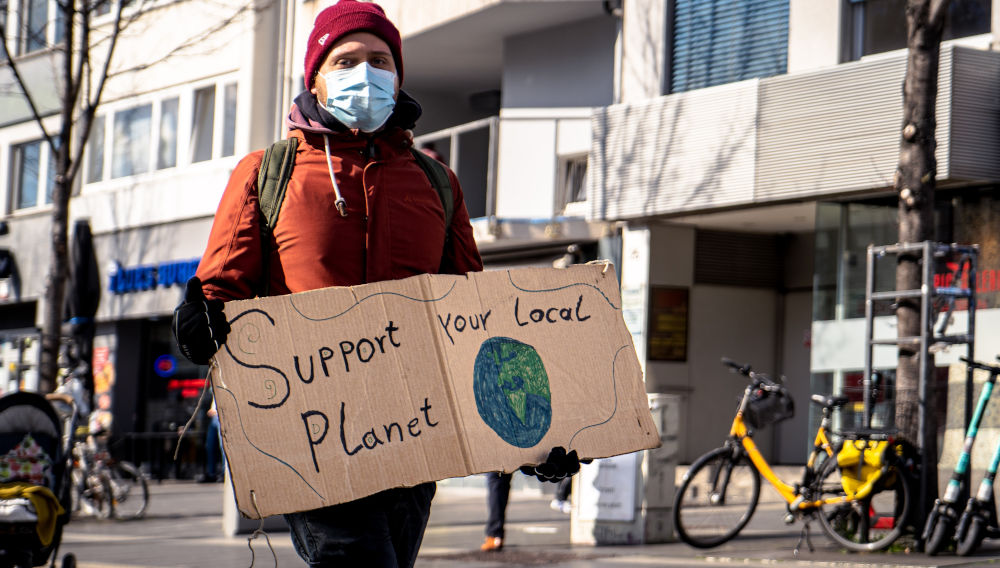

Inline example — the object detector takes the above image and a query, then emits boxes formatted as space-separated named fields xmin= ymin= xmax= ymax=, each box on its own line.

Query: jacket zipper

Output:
xmin=361 ymin=138 xmax=376 ymax=283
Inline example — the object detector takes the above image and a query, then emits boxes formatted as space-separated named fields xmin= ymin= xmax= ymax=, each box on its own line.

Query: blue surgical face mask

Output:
xmin=318 ymin=63 xmax=397 ymax=132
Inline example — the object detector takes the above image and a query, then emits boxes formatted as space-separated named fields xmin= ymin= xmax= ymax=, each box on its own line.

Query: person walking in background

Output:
xmin=550 ymin=477 xmax=571 ymax=514
xmin=481 ymin=472 xmax=512 ymax=551
xmin=201 ymin=397 xmax=221 ymax=483
xmin=172 ymin=2 xmax=579 ymax=565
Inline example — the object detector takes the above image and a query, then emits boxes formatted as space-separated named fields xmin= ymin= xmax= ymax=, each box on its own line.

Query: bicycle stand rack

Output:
xmin=863 ymin=241 xmax=979 ymax=526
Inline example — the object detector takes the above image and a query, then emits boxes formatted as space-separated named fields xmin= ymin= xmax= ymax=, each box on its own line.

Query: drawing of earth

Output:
xmin=473 ymin=337 xmax=551 ymax=448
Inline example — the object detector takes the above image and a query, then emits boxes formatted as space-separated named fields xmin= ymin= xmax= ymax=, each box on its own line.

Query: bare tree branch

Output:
xmin=929 ymin=0 xmax=950 ymax=27
xmin=107 ymin=2 xmax=257 ymax=77
xmin=66 ymin=0 xmax=124 ymax=184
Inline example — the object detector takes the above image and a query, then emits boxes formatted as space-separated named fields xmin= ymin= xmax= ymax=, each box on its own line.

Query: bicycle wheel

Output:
xmin=814 ymin=457 xmax=910 ymax=552
xmin=71 ymin=469 xmax=113 ymax=519
xmin=108 ymin=461 xmax=149 ymax=520
xmin=673 ymin=446 xmax=760 ymax=548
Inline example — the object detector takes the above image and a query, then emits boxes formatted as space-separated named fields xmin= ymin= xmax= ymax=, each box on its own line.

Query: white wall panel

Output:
xmin=495 ymin=119 xmax=556 ymax=218
xmin=590 ymin=80 xmax=759 ymax=220
xmin=591 ymin=46 xmax=1000 ymax=222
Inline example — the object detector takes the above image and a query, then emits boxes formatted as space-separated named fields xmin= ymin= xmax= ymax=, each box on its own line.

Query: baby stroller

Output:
xmin=0 ymin=392 xmax=77 ymax=568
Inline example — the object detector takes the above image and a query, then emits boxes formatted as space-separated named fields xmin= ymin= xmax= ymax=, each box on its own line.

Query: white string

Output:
xmin=173 ymin=361 xmax=213 ymax=461
xmin=247 ymin=490 xmax=278 ymax=567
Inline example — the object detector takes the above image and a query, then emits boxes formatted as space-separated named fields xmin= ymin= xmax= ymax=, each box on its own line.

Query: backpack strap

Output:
xmin=255 ymin=137 xmax=298 ymax=296
xmin=410 ymin=148 xmax=454 ymax=229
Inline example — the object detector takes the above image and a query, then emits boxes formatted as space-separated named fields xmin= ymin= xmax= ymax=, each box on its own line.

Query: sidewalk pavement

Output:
xmin=55 ymin=479 xmax=1000 ymax=568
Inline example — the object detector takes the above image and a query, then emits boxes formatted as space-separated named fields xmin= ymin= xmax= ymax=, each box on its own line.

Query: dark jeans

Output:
xmin=485 ymin=472 xmax=512 ymax=538
xmin=204 ymin=414 xmax=221 ymax=479
xmin=284 ymin=482 xmax=436 ymax=568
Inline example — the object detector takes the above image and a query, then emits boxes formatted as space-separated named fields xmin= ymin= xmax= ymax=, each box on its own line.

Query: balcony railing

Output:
xmin=414 ymin=116 xmax=498 ymax=220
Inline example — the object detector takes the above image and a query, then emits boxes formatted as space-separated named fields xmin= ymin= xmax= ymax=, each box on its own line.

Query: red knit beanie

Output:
xmin=304 ymin=0 xmax=403 ymax=90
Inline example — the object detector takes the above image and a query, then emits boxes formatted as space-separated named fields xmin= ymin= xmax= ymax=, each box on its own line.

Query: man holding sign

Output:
xmin=172 ymin=1 xmax=581 ymax=566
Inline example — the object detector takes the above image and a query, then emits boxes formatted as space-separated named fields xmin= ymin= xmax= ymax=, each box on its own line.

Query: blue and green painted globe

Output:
xmin=473 ymin=337 xmax=551 ymax=448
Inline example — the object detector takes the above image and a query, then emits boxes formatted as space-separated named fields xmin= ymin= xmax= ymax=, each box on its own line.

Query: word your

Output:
xmin=514 ymin=294 xmax=591 ymax=326
xmin=293 ymin=321 xmax=401 ymax=378
xmin=299 ymin=397 xmax=439 ymax=472
xmin=436 ymin=311 xmax=492 ymax=345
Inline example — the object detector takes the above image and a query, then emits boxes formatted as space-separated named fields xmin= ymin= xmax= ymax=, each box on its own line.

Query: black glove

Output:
xmin=172 ymin=277 xmax=230 ymax=365
xmin=519 ymin=447 xmax=587 ymax=483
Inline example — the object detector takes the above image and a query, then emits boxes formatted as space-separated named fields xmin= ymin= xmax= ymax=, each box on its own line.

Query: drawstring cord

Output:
xmin=322 ymin=134 xmax=348 ymax=217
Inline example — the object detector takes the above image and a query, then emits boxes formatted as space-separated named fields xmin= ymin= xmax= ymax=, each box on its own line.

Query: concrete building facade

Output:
xmin=1 ymin=0 xmax=999 ymax=481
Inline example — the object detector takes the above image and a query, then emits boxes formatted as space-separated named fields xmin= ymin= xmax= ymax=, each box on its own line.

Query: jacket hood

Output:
xmin=286 ymin=89 xmax=422 ymax=136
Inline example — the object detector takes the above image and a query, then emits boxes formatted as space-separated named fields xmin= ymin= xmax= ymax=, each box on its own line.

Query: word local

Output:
xmin=293 ymin=320 xmax=401 ymax=379
xmin=299 ymin=397 xmax=439 ymax=472
xmin=514 ymin=294 xmax=591 ymax=326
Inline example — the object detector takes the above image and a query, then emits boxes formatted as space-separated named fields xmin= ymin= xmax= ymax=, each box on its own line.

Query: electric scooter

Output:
xmin=923 ymin=356 xmax=1000 ymax=555
xmin=953 ymin=358 xmax=1000 ymax=556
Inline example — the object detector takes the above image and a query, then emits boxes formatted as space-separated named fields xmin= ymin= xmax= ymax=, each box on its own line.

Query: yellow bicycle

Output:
xmin=673 ymin=358 xmax=914 ymax=552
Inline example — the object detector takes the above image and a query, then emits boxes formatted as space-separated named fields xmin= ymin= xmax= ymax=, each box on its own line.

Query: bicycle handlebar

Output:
xmin=960 ymin=356 xmax=1000 ymax=374
xmin=720 ymin=357 xmax=783 ymax=389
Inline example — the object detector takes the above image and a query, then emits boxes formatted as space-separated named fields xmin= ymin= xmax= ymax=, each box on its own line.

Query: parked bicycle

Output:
xmin=70 ymin=429 xmax=149 ymax=521
xmin=923 ymin=356 xmax=1000 ymax=555
xmin=673 ymin=358 xmax=915 ymax=552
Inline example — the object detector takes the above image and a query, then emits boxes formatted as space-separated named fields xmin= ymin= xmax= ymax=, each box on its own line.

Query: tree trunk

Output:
xmin=39 ymin=179 xmax=71 ymax=395
xmin=895 ymin=0 xmax=948 ymax=528
xmin=38 ymin=0 xmax=77 ymax=394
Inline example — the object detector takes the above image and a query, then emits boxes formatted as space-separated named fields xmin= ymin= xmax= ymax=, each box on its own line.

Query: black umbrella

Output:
xmin=64 ymin=219 xmax=101 ymax=407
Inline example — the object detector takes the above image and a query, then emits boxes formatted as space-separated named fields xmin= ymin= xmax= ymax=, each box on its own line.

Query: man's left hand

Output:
xmin=520 ymin=446 xmax=585 ymax=483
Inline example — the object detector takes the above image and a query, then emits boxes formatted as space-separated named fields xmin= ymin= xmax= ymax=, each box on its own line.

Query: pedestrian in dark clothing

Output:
xmin=482 ymin=472 xmax=512 ymax=551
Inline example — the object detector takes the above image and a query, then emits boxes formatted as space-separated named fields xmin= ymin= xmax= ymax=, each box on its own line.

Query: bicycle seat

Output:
xmin=810 ymin=394 xmax=849 ymax=408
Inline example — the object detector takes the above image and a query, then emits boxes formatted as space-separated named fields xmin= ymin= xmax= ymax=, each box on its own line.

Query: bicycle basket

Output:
xmin=745 ymin=387 xmax=794 ymax=429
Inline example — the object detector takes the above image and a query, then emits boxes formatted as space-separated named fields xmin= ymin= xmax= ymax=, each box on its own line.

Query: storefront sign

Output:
xmin=213 ymin=264 xmax=661 ymax=518
xmin=108 ymin=259 xmax=199 ymax=295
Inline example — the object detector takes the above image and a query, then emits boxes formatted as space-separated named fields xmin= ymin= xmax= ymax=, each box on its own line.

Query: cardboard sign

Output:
xmin=211 ymin=264 xmax=660 ymax=518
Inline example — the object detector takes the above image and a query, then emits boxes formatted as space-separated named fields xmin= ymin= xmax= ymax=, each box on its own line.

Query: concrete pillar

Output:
xmin=570 ymin=393 xmax=680 ymax=544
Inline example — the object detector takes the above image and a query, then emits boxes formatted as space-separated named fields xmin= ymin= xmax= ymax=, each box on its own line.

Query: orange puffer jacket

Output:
xmin=196 ymin=126 xmax=483 ymax=301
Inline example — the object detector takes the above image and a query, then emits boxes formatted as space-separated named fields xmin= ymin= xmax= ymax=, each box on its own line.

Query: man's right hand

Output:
xmin=172 ymin=277 xmax=230 ymax=365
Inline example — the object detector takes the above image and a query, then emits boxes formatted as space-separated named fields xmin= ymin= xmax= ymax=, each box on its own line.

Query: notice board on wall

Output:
xmin=210 ymin=264 xmax=661 ymax=518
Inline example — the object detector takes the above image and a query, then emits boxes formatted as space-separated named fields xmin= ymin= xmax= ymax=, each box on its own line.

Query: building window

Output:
xmin=84 ymin=79 xmax=237 ymax=184
xmin=847 ymin=0 xmax=991 ymax=61
xmin=671 ymin=0 xmax=788 ymax=93
xmin=111 ymin=103 xmax=152 ymax=178
xmin=0 ymin=9 xmax=7 ymax=63
xmin=222 ymin=83 xmax=237 ymax=158
xmin=10 ymin=140 xmax=48 ymax=210
xmin=86 ymin=115 xmax=105 ymax=184
xmin=19 ymin=0 xmax=49 ymax=54
xmin=556 ymin=155 xmax=588 ymax=212
xmin=191 ymin=85 xmax=215 ymax=163
xmin=157 ymin=97 xmax=179 ymax=170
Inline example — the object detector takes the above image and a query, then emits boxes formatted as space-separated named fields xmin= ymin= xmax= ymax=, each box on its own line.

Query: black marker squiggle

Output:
xmin=225 ymin=309 xmax=290 ymax=409
xmin=567 ymin=344 xmax=627 ymax=451
xmin=214 ymin=383 xmax=325 ymax=502
xmin=289 ymin=282 xmax=458 ymax=321
xmin=506 ymin=271 xmax=619 ymax=310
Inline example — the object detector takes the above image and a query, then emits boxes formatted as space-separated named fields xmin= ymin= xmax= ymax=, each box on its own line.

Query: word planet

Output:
xmin=473 ymin=337 xmax=551 ymax=448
